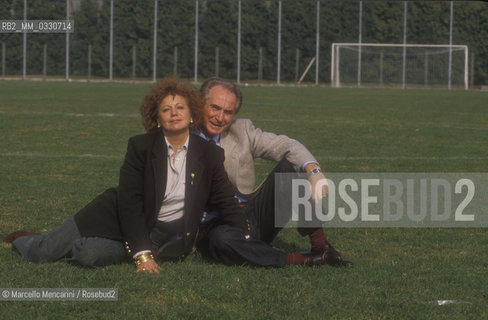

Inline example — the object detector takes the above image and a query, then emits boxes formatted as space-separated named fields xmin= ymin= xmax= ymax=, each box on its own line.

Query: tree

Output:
xmin=241 ymin=0 xmax=277 ymax=81
xmin=159 ymin=0 xmax=196 ymax=79
xmin=200 ymin=0 xmax=237 ymax=79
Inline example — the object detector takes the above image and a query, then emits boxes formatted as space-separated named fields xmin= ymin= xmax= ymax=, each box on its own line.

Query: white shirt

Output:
xmin=158 ymin=136 xmax=189 ymax=222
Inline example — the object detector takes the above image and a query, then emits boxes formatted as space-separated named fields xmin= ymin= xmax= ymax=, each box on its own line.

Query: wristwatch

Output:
xmin=307 ymin=168 xmax=322 ymax=176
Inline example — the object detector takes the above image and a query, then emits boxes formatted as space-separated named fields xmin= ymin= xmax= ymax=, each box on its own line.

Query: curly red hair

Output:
xmin=140 ymin=77 xmax=204 ymax=132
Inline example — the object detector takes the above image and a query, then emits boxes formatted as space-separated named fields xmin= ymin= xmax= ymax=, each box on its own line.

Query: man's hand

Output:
xmin=308 ymin=171 xmax=328 ymax=200
xmin=136 ymin=258 xmax=160 ymax=274
xmin=304 ymin=164 xmax=328 ymax=201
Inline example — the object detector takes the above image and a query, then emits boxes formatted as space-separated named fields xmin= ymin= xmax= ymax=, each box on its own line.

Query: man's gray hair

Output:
xmin=200 ymin=77 xmax=243 ymax=114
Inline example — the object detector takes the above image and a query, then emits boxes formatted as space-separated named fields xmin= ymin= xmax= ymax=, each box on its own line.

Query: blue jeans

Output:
xmin=12 ymin=218 xmax=126 ymax=267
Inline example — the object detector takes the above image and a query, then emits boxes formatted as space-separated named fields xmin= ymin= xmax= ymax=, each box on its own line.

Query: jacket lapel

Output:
xmin=184 ymin=135 xmax=205 ymax=227
xmin=152 ymin=130 xmax=167 ymax=215
xmin=220 ymin=128 xmax=237 ymax=154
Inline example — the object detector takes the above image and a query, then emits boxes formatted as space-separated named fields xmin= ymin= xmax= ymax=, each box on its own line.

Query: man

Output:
xmin=195 ymin=77 xmax=353 ymax=267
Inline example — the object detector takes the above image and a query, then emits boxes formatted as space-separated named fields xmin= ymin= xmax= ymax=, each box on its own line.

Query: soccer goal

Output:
xmin=331 ymin=43 xmax=468 ymax=90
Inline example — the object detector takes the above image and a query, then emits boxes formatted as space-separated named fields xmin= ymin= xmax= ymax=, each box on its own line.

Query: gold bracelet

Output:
xmin=134 ymin=252 xmax=154 ymax=266
xmin=134 ymin=254 xmax=154 ymax=266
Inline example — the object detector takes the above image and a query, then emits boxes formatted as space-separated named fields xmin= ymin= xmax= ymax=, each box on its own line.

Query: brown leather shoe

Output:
xmin=3 ymin=230 xmax=41 ymax=244
xmin=323 ymin=245 xmax=354 ymax=268
xmin=303 ymin=249 xmax=328 ymax=266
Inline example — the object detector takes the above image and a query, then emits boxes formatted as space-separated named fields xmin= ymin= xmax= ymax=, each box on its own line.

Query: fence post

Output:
xmin=295 ymin=48 xmax=299 ymax=83
xmin=258 ymin=47 xmax=263 ymax=81
xmin=174 ymin=46 xmax=178 ymax=75
xmin=109 ymin=0 xmax=113 ymax=80
xmin=23 ymin=0 xmax=27 ymax=80
xmin=448 ymin=1 xmax=453 ymax=90
xmin=88 ymin=44 xmax=92 ymax=82
xmin=43 ymin=44 xmax=47 ymax=80
xmin=194 ymin=0 xmax=199 ymax=83
xmin=2 ymin=42 xmax=5 ymax=79
xmin=152 ymin=0 xmax=158 ymax=82
xmin=315 ymin=0 xmax=320 ymax=85
xmin=132 ymin=45 xmax=136 ymax=81
xmin=357 ymin=0 xmax=363 ymax=88
xmin=65 ymin=0 xmax=70 ymax=81
xmin=277 ymin=0 xmax=281 ymax=84
xmin=379 ymin=50 xmax=383 ymax=87
xmin=470 ymin=52 xmax=474 ymax=89
xmin=424 ymin=51 xmax=429 ymax=87
xmin=402 ymin=1 xmax=407 ymax=89
xmin=215 ymin=47 xmax=219 ymax=77
xmin=237 ymin=0 xmax=241 ymax=83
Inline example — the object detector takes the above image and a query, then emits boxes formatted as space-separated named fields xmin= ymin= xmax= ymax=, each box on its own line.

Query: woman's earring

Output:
xmin=190 ymin=118 xmax=194 ymax=124
xmin=157 ymin=123 xmax=161 ymax=128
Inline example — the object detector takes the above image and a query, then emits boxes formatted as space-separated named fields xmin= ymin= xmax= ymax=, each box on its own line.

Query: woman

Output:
xmin=4 ymin=77 xmax=249 ymax=274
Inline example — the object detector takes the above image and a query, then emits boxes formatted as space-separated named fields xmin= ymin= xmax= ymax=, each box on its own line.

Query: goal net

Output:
xmin=331 ymin=43 xmax=468 ymax=90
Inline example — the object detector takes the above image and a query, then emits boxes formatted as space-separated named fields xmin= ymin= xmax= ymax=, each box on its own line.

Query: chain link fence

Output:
xmin=1 ymin=0 xmax=487 ymax=87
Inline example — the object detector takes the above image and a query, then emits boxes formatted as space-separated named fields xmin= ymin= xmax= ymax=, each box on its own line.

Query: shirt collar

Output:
xmin=193 ymin=129 xmax=220 ymax=146
xmin=164 ymin=135 xmax=189 ymax=154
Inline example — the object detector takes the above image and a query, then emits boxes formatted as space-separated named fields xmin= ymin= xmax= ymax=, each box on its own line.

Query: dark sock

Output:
xmin=285 ymin=253 xmax=305 ymax=265
xmin=309 ymin=228 xmax=328 ymax=252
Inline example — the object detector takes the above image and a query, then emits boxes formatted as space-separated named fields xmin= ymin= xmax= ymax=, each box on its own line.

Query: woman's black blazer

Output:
xmin=74 ymin=129 xmax=248 ymax=256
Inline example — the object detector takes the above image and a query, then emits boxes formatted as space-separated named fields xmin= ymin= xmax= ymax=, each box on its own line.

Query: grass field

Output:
xmin=0 ymin=80 xmax=487 ymax=319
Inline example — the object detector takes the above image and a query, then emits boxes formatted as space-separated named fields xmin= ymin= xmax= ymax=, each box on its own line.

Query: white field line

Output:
xmin=0 ymin=77 xmax=155 ymax=84
xmin=0 ymin=152 xmax=122 ymax=159
xmin=318 ymin=156 xmax=488 ymax=161
xmin=245 ymin=102 xmax=488 ymax=117
xmin=1 ymin=110 xmax=486 ymax=130
xmin=0 ymin=109 xmax=139 ymax=118
xmin=256 ymin=118 xmax=488 ymax=131
xmin=1 ymin=152 xmax=487 ymax=161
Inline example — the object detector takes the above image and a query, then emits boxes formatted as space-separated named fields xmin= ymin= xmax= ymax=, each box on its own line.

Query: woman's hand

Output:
xmin=136 ymin=258 xmax=160 ymax=274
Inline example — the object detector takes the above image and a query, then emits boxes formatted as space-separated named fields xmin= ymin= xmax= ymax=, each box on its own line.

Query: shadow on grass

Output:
xmin=270 ymin=237 xmax=303 ymax=253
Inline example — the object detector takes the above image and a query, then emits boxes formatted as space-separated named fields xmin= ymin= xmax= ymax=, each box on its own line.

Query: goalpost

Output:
xmin=331 ymin=43 xmax=468 ymax=90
